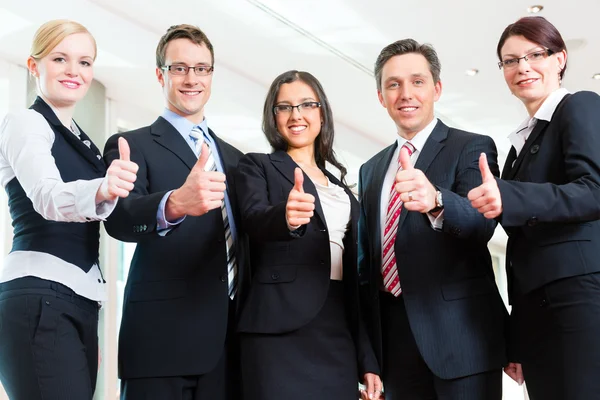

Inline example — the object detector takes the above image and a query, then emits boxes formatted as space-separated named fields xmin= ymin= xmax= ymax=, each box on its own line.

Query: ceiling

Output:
xmin=0 ymin=0 xmax=598 ymax=245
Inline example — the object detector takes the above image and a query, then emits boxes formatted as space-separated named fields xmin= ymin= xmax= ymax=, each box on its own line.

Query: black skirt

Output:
xmin=239 ymin=280 xmax=358 ymax=400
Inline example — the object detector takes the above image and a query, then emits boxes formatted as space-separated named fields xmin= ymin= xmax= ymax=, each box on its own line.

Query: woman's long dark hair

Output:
xmin=262 ymin=70 xmax=347 ymax=183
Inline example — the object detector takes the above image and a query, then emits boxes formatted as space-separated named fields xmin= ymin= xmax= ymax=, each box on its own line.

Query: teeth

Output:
xmin=519 ymin=79 xmax=536 ymax=85
xmin=401 ymin=107 xmax=417 ymax=111
xmin=290 ymin=126 xmax=306 ymax=132
xmin=62 ymin=82 xmax=78 ymax=88
xmin=182 ymin=91 xmax=200 ymax=95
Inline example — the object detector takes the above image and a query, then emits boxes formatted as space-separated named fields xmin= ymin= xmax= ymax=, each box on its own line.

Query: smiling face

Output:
xmin=500 ymin=35 xmax=566 ymax=114
xmin=275 ymin=80 xmax=322 ymax=151
xmin=157 ymin=38 xmax=213 ymax=124
xmin=377 ymin=53 xmax=441 ymax=139
xmin=28 ymin=32 xmax=95 ymax=109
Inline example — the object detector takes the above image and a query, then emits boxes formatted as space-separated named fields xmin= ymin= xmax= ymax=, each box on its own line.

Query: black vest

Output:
xmin=6 ymin=97 xmax=107 ymax=272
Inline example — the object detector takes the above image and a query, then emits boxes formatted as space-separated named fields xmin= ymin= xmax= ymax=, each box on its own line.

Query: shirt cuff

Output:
xmin=75 ymin=178 xmax=117 ymax=221
xmin=427 ymin=209 xmax=444 ymax=231
xmin=157 ymin=190 xmax=185 ymax=236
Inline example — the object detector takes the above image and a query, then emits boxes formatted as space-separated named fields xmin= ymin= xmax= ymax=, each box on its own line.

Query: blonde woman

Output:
xmin=0 ymin=20 xmax=137 ymax=399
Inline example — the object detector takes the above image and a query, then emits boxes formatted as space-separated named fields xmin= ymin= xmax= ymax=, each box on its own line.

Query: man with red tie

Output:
xmin=357 ymin=39 xmax=508 ymax=399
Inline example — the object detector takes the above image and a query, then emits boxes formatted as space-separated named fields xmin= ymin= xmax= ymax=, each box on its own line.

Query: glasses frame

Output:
xmin=273 ymin=101 xmax=322 ymax=115
xmin=161 ymin=64 xmax=214 ymax=76
xmin=498 ymin=49 xmax=555 ymax=70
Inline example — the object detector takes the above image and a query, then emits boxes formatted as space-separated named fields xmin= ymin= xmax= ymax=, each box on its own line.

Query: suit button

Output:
xmin=540 ymin=298 xmax=548 ymax=307
xmin=320 ymin=260 xmax=325 ymax=265
xmin=530 ymin=145 xmax=540 ymax=154
xmin=220 ymin=275 xmax=227 ymax=282
xmin=271 ymin=273 xmax=280 ymax=280
xmin=515 ymin=178 xmax=521 ymax=182
xmin=142 ymin=224 xmax=147 ymax=231
xmin=509 ymin=261 xmax=513 ymax=268
xmin=527 ymin=217 xmax=538 ymax=227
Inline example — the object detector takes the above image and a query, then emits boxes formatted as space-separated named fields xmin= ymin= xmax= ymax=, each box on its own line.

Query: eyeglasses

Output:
xmin=498 ymin=49 xmax=555 ymax=70
xmin=273 ymin=101 xmax=321 ymax=115
xmin=161 ymin=64 xmax=214 ymax=76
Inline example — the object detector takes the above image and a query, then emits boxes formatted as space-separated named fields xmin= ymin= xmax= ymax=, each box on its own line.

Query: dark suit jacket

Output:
xmin=235 ymin=150 xmax=379 ymax=376
xmin=103 ymin=117 xmax=248 ymax=380
xmin=358 ymin=120 xmax=508 ymax=380
xmin=498 ymin=91 xmax=600 ymax=298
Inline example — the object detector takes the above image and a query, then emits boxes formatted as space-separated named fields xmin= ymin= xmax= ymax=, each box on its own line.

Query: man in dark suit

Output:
xmin=358 ymin=39 xmax=508 ymax=399
xmin=103 ymin=24 xmax=246 ymax=400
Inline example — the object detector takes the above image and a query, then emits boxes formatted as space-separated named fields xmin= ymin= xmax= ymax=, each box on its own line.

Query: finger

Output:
xmin=289 ymin=217 xmax=311 ymax=226
xmin=195 ymin=142 xmax=210 ymax=170
xmin=395 ymin=181 xmax=417 ymax=194
xmin=206 ymin=171 xmax=227 ymax=182
xmin=206 ymin=181 xmax=227 ymax=192
xmin=399 ymin=146 xmax=414 ymax=171
xmin=114 ymin=181 xmax=135 ymax=192
xmin=111 ymin=187 xmax=130 ymax=199
xmin=118 ymin=137 xmax=130 ymax=162
xmin=115 ymin=170 xmax=138 ymax=183
xmin=515 ymin=363 xmax=524 ymax=385
xmin=287 ymin=210 xmax=314 ymax=219
xmin=290 ymin=193 xmax=315 ymax=204
xmin=467 ymin=186 xmax=484 ymax=201
xmin=205 ymin=200 xmax=223 ymax=212
xmin=205 ymin=190 xmax=225 ymax=201
xmin=479 ymin=153 xmax=494 ymax=183
xmin=365 ymin=375 xmax=374 ymax=399
xmin=287 ymin=201 xmax=315 ymax=212
xmin=483 ymin=210 xmax=501 ymax=219
xmin=293 ymin=167 xmax=304 ymax=193
xmin=395 ymin=169 xmax=415 ymax=183
xmin=470 ymin=195 xmax=492 ymax=210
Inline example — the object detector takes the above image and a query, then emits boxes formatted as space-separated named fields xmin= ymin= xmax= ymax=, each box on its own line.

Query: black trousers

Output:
xmin=121 ymin=299 xmax=240 ymax=400
xmin=0 ymin=276 xmax=100 ymax=400
xmin=380 ymin=292 xmax=502 ymax=400
xmin=510 ymin=272 xmax=600 ymax=400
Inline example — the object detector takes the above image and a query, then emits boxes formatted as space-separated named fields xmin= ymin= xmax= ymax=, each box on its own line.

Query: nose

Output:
xmin=399 ymin=85 xmax=412 ymax=101
xmin=183 ymin=69 xmax=199 ymax=86
xmin=516 ymin=58 xmax=531 ymax=74
xmin=290 ymin=106 xmax=302 ymax=120
xmin=64 ymin=60 xmax=79 ymax=77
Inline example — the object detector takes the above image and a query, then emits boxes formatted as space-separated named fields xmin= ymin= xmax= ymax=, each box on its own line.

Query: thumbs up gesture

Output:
xmin=467 ymin=153 xmax=503 ymax=219
xmin=97 ymin=137 xmax=139 ymax=203
xmin=166 ymin=142 xmax=227 ymax=219
xmin=394 ymin=146 xmax=438 ymax=213
xmin=286 ymin=167 xmax=316 ymax=228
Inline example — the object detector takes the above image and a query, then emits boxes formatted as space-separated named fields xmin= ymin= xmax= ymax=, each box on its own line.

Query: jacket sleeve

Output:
xmin=439 ymin=134 xmax=499 ymax=243
xmin=235 ymin=153 xmax=305 ymax=242
xmin=103 ymin=132 xmax=169 ymax=242
xmin=498 ymin=91 xmax=600 ymax=227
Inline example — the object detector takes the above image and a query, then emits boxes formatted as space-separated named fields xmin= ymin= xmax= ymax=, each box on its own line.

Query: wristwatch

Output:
xmin=431 ymin=190 xmax=444 ymax=213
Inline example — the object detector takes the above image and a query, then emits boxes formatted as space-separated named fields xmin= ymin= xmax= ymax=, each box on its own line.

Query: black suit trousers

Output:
xmin=380 ymin=292 xmax=502 ymax=400
xmin=511 ymin=272 xmax=600 ymax=400
xmin=0 ymin=277 xmax=99 ymax=400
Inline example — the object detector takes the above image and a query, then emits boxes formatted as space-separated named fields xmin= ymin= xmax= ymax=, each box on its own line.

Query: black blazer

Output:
xmin=235 ymin=150 xmax=379 ymax=376
xmin=103 ymin=117 xmax=249 ymax=380
xmin=498 ymin=91 xmax=600 ymax=298
xmin=358 ymin=121 xmax=508 ymax=380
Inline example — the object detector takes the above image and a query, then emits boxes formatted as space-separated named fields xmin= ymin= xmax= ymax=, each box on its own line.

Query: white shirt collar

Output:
xmin=396 ymin=117 xmax=438 ymax=153
xmin=508 ymin=88 xmax=570 ymax=154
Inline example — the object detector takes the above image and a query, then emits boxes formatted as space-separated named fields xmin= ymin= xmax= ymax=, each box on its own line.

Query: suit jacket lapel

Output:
xmin=30 ymin=97 xmax=106 ymax=173
xmin=269 ymin=150 xmax=326 ymax=227
xmin=364 ymin=143 xmax=396 ymax=263
xmin=326 ymin=170 xmax=359 ymax=238
xmin=501 ymin=146 xmax=518 ymax=180
xmin=397 ymin=120 xmax=447 ymax=232
xmin=507 ymin=120 xmax=549 ymax=179
xmin=151 ymin=117 xmax=198 ymax=170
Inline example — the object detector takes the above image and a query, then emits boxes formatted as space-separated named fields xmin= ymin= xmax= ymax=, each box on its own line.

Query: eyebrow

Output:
xmin=49 ymin=51 xmax=93 ymax=60
xmin=169 ymin=61 xmax=212 ymax=66
xmin=385 ymin=73 xmax=428 ymax=81
xmin=502 ymin=47 xmax=545 ymax=58
xmin=276 ymin=97 xmax=317 ymax=104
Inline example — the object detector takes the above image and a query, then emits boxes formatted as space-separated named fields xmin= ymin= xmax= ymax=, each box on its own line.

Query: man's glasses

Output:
xmin=161 ymin=64 xmax=214 ymax=76
xmin=273 ymin=101 xmax=321 ymax=115
xmin=498 ymin=49 xmax=555 ymax=70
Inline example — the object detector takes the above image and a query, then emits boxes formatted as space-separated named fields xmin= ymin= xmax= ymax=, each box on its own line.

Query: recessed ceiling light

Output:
xmin=527 ymin=5 xmax=544 ymax=13
xmin=593 ymin=73 xmax=600 ymax=80
xmin=465 ymin=69 xmax=479 ymax=76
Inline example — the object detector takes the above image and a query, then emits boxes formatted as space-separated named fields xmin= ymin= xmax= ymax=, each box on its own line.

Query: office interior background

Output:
xmin=0 ymin=0 xmax=598 ymax=398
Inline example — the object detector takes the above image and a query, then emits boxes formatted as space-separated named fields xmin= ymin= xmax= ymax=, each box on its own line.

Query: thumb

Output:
xmin=399 ymin=146 xmax=413 ymax=171
xmin=479 ymin=152 xmax=493 ymax=183
xmin=195 ymin=142 xmax=210 ymax=170
xmin=293 ymin=167 xmax=304 ymax=193
xmin=118 ymin=137 xmax=130 ymax=162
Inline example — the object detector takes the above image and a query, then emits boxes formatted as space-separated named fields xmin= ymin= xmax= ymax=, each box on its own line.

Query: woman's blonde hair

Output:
xmin=30 ymin=19 xmax=97 ymax=60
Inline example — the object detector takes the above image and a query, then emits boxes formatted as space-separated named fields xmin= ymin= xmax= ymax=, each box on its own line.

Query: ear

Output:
xmin=377 ymin=89 xmax=386 ymax=108
xmin=27 ymin=57 xmax=39 ymax=78
xmin=556 ymin=49 xmax=567 ymax=73
xmin=156 ymin=67 xmax=165 ymax=87
xmin=433 ymin=79 xmax=442 ymax=102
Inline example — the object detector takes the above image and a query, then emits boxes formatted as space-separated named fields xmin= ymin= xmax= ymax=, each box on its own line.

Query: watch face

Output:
xmin=437 ymin=191 xmax=443 ymax=207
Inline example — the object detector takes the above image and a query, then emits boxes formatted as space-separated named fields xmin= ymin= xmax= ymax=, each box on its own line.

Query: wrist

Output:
xmin=165 ymin=189 xmax=185 ymax=220
xmin=430 ymin=188 xmax=444 ymax=213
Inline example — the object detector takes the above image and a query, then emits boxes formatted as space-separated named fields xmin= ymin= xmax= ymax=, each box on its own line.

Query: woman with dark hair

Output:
xmin=235 ymin=70 xmax=381 ymax=400
xmin=469 ymin=16 xmax=600 ymax=400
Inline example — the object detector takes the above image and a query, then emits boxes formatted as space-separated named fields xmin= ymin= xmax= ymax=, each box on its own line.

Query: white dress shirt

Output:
xmin=0 ymin=108 xmax=116 ymax=301
xmin=379 ymin=118 xmax=443 ymax=263
xmin=314 ymin=179 xmax=351 ymax=281
xmin=509 ymin=88 xmax=570 ymax=157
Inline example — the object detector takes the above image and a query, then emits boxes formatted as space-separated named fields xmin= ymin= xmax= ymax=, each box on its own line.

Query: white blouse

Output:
xmin=314 ymin=178 xmax=351 ymax=280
